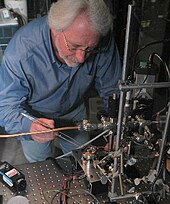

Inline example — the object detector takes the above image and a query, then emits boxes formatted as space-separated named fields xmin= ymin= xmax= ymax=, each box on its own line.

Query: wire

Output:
xmin=9 ymin=9 xmax=26 ymax=26
xmin=70 ymin=189 xmax=101 ymax=204
xmin=57 ymin=133 xmax=80 ymax=147
xmin=42 ymin=188 xmax=60 ymax=204
xmin=131 ymin=38 xmax=170 ymax=80
xmin=149 ymin=53 xmax=170 ymax=80
xmin=51 ymin=190 xmax=81 ymax=204
xmin=56 ymin=129 xmax=111 ymax=159
xmin=21 ymin=112 xmax=81 ymax=146
xmin=50 ymin=188 xmax=101 ymax=204
xmin=48 ymin=175 xmax=83 ymax=204
xmin=0 ymin=126 xmax=79 ymax=138
xmin=153 ymin=102 xmax=170 ymax=118
xmin=58 ymin=131 xmax=81 ymax=146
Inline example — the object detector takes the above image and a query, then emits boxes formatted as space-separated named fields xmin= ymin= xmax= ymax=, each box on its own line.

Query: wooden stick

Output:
xmin=0 ymin=126 xmax=79 ymax=138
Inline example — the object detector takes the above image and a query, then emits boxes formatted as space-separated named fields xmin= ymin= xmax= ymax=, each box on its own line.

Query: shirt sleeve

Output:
xmin=94 ymin=36 xmax=122 ymax=111
xmin=0 ymin=54 xmax=32 ymax=140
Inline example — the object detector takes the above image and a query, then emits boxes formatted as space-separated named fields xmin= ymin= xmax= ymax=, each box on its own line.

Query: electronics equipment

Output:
xmin=0 ymin=8 xmax=19 ymax=62
xmin=4 ymin=0 xmax=27 ymax=22
xmin=0 ymin=161 xmax=27 ymax=193
xmin=73 ymin=146 xmax=109 ymax=195
xmin=72 ymin=2 xmax=170 ymax=203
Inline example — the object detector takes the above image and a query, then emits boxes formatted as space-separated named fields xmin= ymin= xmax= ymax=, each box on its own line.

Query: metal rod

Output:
xmin=156 ymin=102 xmax=170 ymax=174
xmin=110 ymin=3 xmax=134 ymax=196
xmin=56 ymin=129 xmax=111 ymax=159
xmin=119 ymin=81 xmax=170 ymax=91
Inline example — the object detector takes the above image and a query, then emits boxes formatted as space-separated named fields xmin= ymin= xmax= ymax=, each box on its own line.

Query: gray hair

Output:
xmin=48 ymin=0 xmax=113 ymax=36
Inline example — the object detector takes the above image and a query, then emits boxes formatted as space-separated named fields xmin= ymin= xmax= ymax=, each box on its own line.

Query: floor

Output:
xmin=0 ymin=137 xmax=28 ymax=165
xmin=0 ymin=130 xmax=64 ymax=166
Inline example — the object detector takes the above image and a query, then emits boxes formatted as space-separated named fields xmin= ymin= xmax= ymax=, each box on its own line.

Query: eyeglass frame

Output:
xmin=62 ymin=31 xmax=111 ymax=55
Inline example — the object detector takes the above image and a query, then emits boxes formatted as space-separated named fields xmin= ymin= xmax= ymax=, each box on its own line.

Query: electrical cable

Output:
xmin=9 ymin=9 xmax=26 ymax=26
xmin=149 ymin=53 xmax=170 ymax=80
xmin=131 ymin=38 xmax=170 ymax=80
xmin=0 ymin=126 xmax=79 ymax=138
xmin=20 ymin=112 xmax=81 ymax=146
xmin=56 ymin=130 xmax=111 ymax=159
xmin=47 ymin=175 xmax=83 ymax=204
xmin=69 ymin=189 xmax=101 ymax=204
xmin=153 ymin=102 xmax=170 ymax=118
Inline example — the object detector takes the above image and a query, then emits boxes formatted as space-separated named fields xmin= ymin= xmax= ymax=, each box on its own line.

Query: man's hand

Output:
xmin=30 ymin=118 xmax=56 ymax=143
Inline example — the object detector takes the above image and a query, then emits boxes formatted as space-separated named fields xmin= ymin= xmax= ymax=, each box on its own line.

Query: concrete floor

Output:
xmin=0 ymin=137 xmax=28 ymax=165
xmin=0 ymin=133 xmax=63 ymax=166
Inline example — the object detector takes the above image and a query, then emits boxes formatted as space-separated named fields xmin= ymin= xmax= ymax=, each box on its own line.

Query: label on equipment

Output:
xmin=5 ymin=168 xmax=18 ymax=178
xmin=2 ymin=176 xmax=13 ymax=187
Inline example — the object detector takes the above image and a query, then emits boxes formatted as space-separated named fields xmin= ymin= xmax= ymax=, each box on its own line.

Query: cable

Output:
xmin=0 ymin=126 xmax=79 ymax=138
xmin=152 ymin=102 xmax=170 ymax=118
xmin=149 ymin=53 xmax=170 ymax=80
xmin=44 ymin=175 xmax=83 ymax=204
xmin=56 ymin=129 xmax=111 ymax=159
xmin=9 ymin=9 xmax=26 ymax=26
xmin=70 ymin=189 xmax=101 ymax=204
xmin=58 ymin=131 xmax=81 ymax=146
xmin=131 ymin=38 xmax=170 ymax=80
xmin=21 ymin=112 xmax=81 ymax=146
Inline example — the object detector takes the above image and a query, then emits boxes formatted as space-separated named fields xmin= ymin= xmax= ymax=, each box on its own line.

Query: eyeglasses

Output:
xmin=62 ymin=31 xmax=109 ymax=55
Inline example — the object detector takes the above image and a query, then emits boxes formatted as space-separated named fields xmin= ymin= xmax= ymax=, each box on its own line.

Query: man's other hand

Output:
xmin=30 ymin=118 xmax=56 ymax=143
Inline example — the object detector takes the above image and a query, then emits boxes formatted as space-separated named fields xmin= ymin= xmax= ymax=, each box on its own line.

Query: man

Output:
xmin=0 ymin=0 xmax=121 ymax=162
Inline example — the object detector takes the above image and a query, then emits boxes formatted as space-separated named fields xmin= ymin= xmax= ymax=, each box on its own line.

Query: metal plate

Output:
xmin=0 ymin=159 xmax=109 ymax=204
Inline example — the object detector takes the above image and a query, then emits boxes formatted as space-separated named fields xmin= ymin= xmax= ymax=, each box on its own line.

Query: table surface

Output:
xmin=0 ymin=158 xmax=110 ymax=204
xmin=0 ymin=157 xmax=170 ymax=204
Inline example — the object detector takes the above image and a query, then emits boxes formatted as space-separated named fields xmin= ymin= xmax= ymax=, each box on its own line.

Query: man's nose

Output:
xmin=75 ymin=50 xmax=87 ymax=63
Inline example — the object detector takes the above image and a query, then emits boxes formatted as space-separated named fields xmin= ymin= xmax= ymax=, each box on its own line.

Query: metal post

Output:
xmin=109 ymin=3 xmax=134 ymax=199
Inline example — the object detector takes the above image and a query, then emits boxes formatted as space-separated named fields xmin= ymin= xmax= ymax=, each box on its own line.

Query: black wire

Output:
xmin=131 ymin=38 xmax=170 ymax=80
xmin=46 ymin=157 xmax=75 ymax=176
xmin=51 ymin=190 xmax=60 ymax=204
xmin=9 ymin=9 xmax=26 ymax=27
xmin=148 ymin=53 xmax=170 ymax=116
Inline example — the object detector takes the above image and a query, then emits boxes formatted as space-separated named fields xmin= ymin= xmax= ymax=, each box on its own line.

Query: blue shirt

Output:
xmin=0 ymin=16 xmax=122 ymax=140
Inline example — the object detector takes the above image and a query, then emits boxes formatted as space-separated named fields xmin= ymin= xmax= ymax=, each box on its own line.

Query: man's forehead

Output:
xmin=65 ymin=12 xmax=99 ymax=39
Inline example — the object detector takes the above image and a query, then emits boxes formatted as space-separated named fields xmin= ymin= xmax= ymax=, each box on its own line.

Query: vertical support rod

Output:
xmin=156 ymin=102 xmax=170 ymax=174
xmin=110 ymin=3 xmax=134 ymax=197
